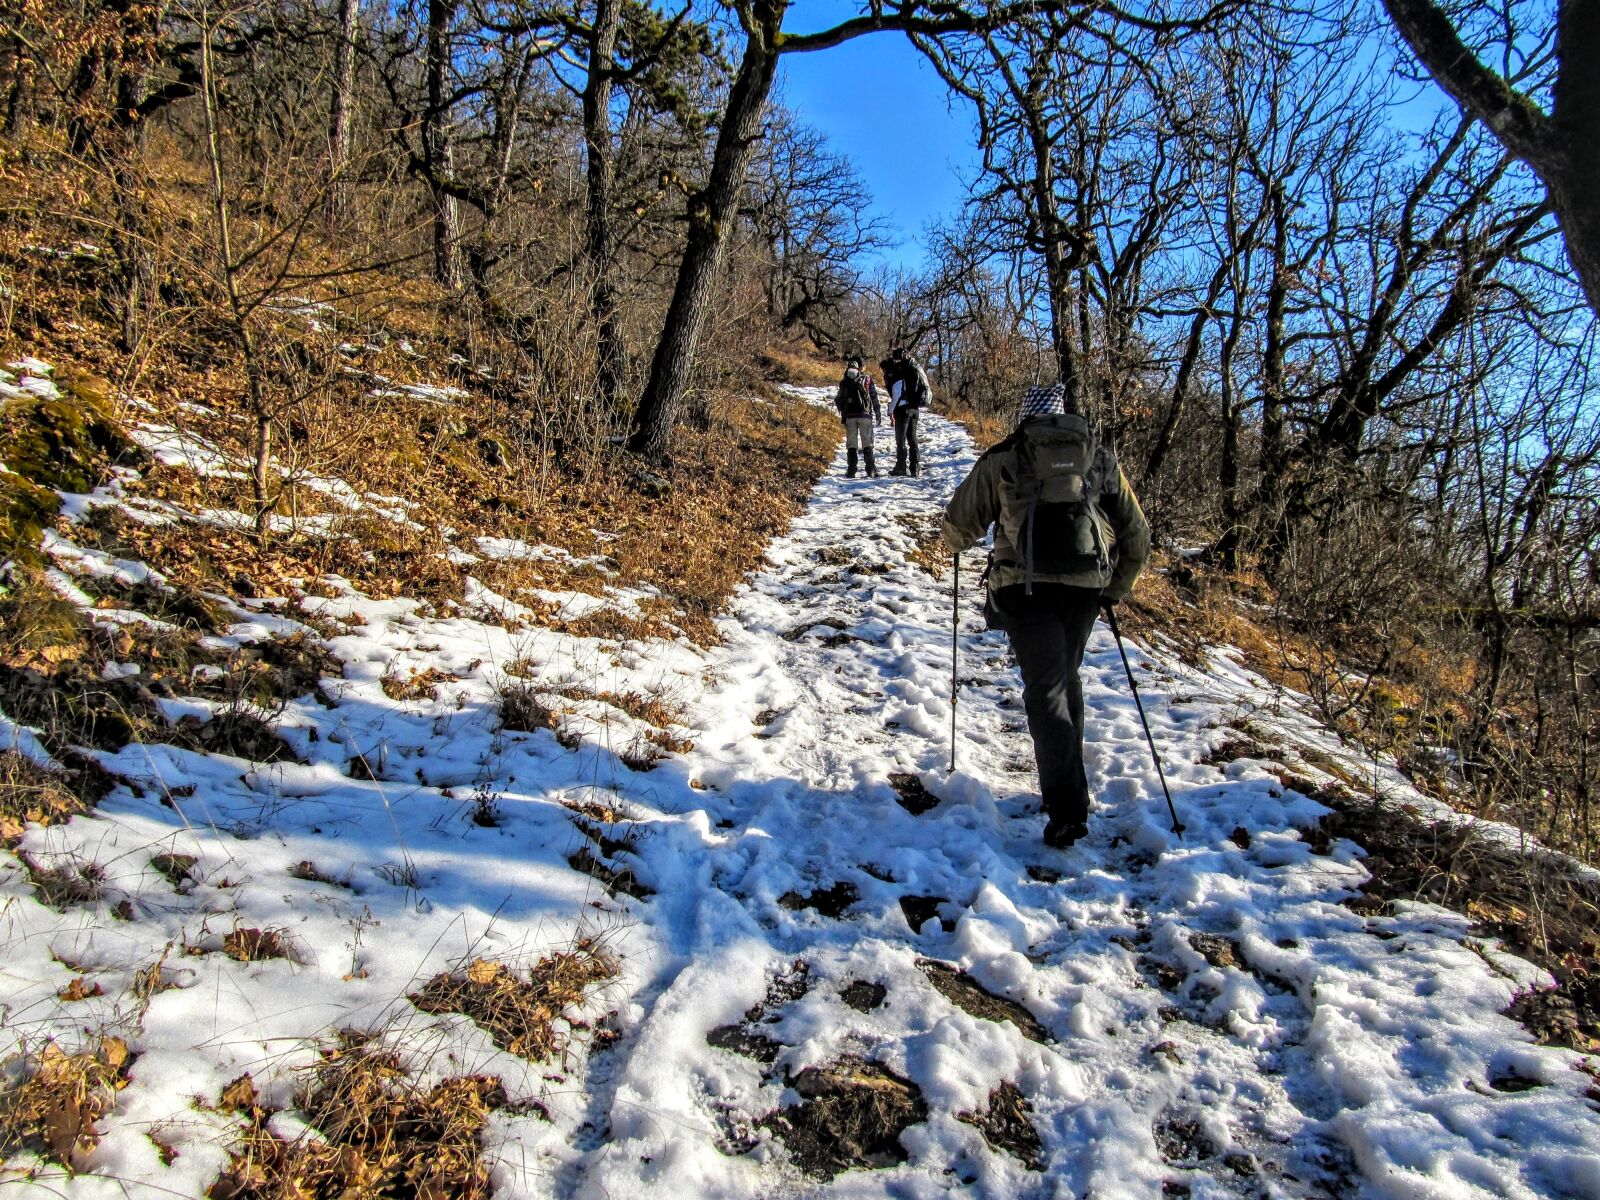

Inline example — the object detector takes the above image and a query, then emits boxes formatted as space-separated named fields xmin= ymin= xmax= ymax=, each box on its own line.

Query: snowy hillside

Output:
xmin=3 ymin=376 xmax=1598 ymax=1199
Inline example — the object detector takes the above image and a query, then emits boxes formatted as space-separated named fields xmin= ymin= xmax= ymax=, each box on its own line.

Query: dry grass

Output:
xmin=941 ymin=402 xmax=1011 ymax=450
xmin=208 ymin=1036 xmax=506 ymax=1200
xmin=6 ymin=144 xmax=839 ymax=657
xmin=497 ymin=681 xmax=558 ymax=734
xmin=895 ymin=511 xmax=949 ymax=580
xmin=0 ymin=750 xmax=91 ymax=845
xmin=221 ymin=927 xmax=301 ymax=963
xmin=0 ymin=1036 xmax=132 ymax=1170
xmin=381 ymin=666 xmax=453 ymax=702
xmin=409 ymin=941 xmax=618 ymax=1064
xmin=758 ymin=343 xmax=845 ymax=386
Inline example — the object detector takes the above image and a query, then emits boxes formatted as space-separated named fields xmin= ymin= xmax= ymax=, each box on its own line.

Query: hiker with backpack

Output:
xmin=941 ymin=384 xmax=1150 ymax=848
xmin=884 ymin=347 xmax=931 ymax=477
xmin=834 ymin=355 xmax=879 ymax=478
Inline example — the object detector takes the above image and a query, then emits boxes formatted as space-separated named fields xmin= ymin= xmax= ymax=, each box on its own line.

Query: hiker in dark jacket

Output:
xmin=834 ymin=356 xmax=879 ymax=478
xmin=885 ymin=347 xmax=929 ymax=476
xmin=941 ymin=384 xmax=1150 ymax=848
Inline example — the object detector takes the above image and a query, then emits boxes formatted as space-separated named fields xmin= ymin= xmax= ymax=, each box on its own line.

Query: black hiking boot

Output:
xmin=864 ymin=447 xmax=878 ymax=477
xmin=1043 ymin=818 xmax=1088 ymax=849
xmin=846 ymin=447 xmax=858 ymax=478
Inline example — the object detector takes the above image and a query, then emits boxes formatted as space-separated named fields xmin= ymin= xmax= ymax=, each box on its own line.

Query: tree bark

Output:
xmin=628 ymin=9 xmax=782 ymax=461
xmin=327 ymin=0 xmax=360 ymax=224
xmin=1382 ymin=0 xmax=1600 ymax=316
xmin=425 ymin=0 xmax=462 ymax=289
xmin=583 ymin=0 xmax=626 ymax=412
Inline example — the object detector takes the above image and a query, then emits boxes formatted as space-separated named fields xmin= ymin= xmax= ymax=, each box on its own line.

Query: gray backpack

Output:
xmin=996 ymin=414 xmax=1117 ymax=592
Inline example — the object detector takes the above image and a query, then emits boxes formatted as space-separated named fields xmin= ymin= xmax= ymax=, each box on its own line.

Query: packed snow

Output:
xmin=2 ymin=379 xmax=1598 ymax=1198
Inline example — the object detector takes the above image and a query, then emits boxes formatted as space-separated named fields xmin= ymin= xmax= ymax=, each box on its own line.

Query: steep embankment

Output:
xmin=1 ymin=372 xmax=1597 ymax=1199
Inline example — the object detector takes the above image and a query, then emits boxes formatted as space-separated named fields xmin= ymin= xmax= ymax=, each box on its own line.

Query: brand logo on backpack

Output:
xmin=996 ymin=414 xmax=1112 ymax=593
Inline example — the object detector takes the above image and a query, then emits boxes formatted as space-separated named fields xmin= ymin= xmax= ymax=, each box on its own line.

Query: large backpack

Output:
xmin=996 ymin=414 xmax=1116 ymax=592
xmin=904 ymin=362 xmax=932 ymax=409
xmin=835 ymin=370 xmax=871 ymax=418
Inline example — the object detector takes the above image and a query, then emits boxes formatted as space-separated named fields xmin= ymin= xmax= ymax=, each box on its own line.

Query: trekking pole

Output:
xmin=949 ymin=552 xmax=960 ymax=773
xmin=1102 ymin=602 xmax=1183 ymax=837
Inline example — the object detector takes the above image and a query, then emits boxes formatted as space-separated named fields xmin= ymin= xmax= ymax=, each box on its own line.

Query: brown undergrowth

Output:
xmin=409 ymin=939 xmax=618 ymax=1064
xmin=0 ymin=1036 xmax=133 ymax=1170
xmin=3 ymin=149 xmax=838 ymax=649
xmin=208 ymin=1036 xmax=508 ymax=1200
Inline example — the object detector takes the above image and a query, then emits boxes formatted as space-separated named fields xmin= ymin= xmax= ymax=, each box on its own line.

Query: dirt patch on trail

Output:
xmin=706 ymin=960 xmax=810 ymax=1065
xmin=916 ymin=959 xmax=1051 ymax=1044
xmin=760 ymin=1058 xmax=928 ymax=1179
xmin=889 ymin=773 xmax=939 ymax=815
xmin=1321 ymin=795 xmax=1600 ymax=1053
xmin=899 ymin=894 xmax=957 ymax=932
xmin=957 ymin=1081 xmax=1043 ymax=1170
xmin=779 ymin=880 xmax=859 ymax=917
xmin=839 ymin=981 xmax=887 ymax=1012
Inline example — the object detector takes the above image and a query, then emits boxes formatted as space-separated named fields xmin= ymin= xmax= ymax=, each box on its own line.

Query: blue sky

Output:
xmin=776 ymin=15 xmax=978 ymax=273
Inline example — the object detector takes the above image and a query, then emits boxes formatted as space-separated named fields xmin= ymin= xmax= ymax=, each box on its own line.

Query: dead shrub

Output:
xmin=18 ymin=848 xmax=104 ymax=908
xmin=0 ymin=1036 xmax=132 ymax=1169
xmin=222 ymin=927 xmax=301 ymax=963
xmin=381 ymin=665 xmax=452 ymax=702
xmin=497 ymin=680 xmax=556 ymax=733
xmin=172 ymin=708 xmax=298 ymax=763
xmin=409 ymin=941 xmax=618 ymax=1064
xmin=208 ymin=1037 xmax=504 ymax=1200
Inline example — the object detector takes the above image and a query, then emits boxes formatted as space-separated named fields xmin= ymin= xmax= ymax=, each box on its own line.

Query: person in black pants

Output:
xmin=884 ymin=347 xmax=927 ymax=476
xmin=941 ymin=384 xmax=1150 ymax=847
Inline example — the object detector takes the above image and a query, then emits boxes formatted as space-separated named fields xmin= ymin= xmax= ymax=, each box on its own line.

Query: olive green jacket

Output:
xmin=941 ymin=429 xmax=1151 ymax=601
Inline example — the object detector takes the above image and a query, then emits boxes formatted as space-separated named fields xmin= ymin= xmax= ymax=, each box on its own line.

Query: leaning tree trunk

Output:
xmin=627 ymin=25 xmax=782 ymax=462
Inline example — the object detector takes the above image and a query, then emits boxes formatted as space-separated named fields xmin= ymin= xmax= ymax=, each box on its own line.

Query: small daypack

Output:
xmin=996 ymin=414 xmax=1116 ymax=592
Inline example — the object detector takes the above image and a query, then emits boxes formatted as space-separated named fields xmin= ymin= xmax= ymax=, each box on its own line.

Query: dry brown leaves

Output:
xmin=409 ymin=942 xmax=618 ymax=1064
xmin=221 ymin=927 xmax=300 ymax=964
xmin=0 ymin=1036 xmax=132 ymax=1169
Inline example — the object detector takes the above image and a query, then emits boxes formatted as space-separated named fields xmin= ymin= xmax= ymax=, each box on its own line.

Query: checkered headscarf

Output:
xmin=1018 ymin=384 xmax=1066 ymax=424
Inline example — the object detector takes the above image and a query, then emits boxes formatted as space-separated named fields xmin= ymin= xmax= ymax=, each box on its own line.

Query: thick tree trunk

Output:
xmin=583 ymin=0 xmax=625 ymax=412
xmin=1382 ymin=0 xmax=1600 ymax=316
xmin=327 ymin=0 xmax=360 ymax=224
xmin=3 ymin=35 xmax=34 ymax=137
xmin=628 ymin=23 xmax=782 ymax=462
xmin=1214 ymin=307 xmax=1246 ymax=570
xmin=425 ymin=0 xmax=462 ymax=289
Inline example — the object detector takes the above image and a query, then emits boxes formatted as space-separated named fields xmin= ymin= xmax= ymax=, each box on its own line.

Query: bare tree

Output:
xmin=625 ymin=0 xmax=1171 ymax=463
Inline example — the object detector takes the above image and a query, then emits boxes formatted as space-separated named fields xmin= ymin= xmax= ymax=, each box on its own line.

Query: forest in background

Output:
xmin=0 ymin=0 xmax=1597 ymax=862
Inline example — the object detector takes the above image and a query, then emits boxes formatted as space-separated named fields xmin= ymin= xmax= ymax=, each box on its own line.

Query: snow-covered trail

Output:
xmin=4 ymin=370 xmax=1597 ymax=1200
xmin=566 ymin=403 xmax=1600 ymax=1199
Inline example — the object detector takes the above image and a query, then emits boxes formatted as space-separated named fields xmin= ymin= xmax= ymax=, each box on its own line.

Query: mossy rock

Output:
xmin=0 ymin=473 xmax=60 ymax=567
xmin=0 ymin=375 xmax=137 ymax=562
xmin=0 ymin=568 xmax=89 ymax=659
